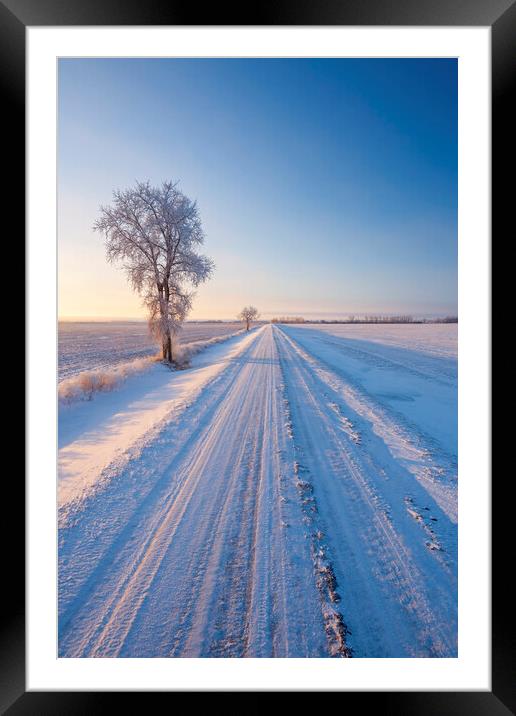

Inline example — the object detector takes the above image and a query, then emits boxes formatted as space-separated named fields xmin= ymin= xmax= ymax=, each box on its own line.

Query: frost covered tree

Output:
xmin=94 ymin=181 xmax=213 ymax=363
xmin=238 ymin=306 xmax=260 ymax=331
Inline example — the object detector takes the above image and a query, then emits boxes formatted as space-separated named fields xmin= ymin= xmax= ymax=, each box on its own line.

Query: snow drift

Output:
xmin=58 ymin=327 xmax=246 ymax=404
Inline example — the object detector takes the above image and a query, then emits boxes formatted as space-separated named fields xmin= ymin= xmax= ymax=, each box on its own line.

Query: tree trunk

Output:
xmin=163 ymin=284 xmax=172 ymax=363
xmin=158 ymin=283 xmax=172 ymax=363
xmin=162 ymin=328 xmax=172 ymax=362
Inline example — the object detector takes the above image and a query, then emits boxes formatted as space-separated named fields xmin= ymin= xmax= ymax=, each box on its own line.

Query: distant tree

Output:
xmin=94 ymin=181 xmax=214 ymax=363
xmin=238 ymin=306 xmax=260 ymax=331
xmin=270 ymin=315 xmax=306 ymax=324
xmin=442 ymin=316 xmax=458 ymax=323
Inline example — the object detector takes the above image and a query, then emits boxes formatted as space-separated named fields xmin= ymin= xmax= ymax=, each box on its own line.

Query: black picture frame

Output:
xmin=5 ymin=0 xmax=506 ymax=710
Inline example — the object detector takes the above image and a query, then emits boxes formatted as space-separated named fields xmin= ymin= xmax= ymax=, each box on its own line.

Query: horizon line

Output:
xmin=58 ymin=310 xmax=458 ymax=323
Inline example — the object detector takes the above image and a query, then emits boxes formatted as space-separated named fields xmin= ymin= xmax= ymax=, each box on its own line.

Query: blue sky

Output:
xmin=58 ymin=58 xmax=457 ymax=319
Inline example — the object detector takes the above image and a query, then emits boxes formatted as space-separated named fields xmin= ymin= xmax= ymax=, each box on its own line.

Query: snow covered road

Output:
xmin=59 ymin=324 xmax=457 ymax=658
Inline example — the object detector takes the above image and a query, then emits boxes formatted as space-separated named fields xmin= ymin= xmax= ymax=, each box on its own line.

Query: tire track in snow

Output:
xmin=273 ymin=330 xmax=351 ymax=657
xmin=273 ymin=326 xmax=457 ymax=657
xmin=281 ymin=327 xmax=457 ymax=523
xmin=58 ymin=331 xmax=264 ymax=652
xmin=59 ymin=323 xmax=456 ymax=659
xmin=59 ymin=325 xmax=327 ymax=658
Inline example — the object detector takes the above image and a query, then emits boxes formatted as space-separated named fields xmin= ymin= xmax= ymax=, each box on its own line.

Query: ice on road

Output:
xmin=59 ymin=324 xmax=457 ymax=658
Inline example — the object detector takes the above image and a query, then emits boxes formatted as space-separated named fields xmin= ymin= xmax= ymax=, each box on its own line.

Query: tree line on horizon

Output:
xmin=271 ymin=315 xmax=458 ymax=324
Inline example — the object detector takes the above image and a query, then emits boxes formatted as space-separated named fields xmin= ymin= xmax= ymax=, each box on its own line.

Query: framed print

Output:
xmin=5 ymin=0 xmax=508 ymax=709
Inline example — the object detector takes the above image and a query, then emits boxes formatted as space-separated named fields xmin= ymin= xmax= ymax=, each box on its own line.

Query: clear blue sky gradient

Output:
xmin=58 ymin=58 xmax=457 ymax=319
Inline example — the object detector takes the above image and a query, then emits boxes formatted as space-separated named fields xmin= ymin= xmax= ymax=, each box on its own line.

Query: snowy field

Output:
xmin=58 ymin=323 xmax=457 ymax=658
xmin=296 ymin=322 xmax=457 ymax=359
xmin=58 ymin=321 xmax=244 ymax=382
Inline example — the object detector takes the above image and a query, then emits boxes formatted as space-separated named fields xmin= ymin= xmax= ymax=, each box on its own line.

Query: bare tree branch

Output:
xmin=94 ymin=180 xmax=214 ymax=363
xmin=238 ymin=306 xmax=260 ymax=331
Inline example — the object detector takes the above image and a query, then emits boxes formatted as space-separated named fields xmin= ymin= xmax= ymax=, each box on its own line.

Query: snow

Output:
xmin=280 ymin=323 xmax=457 ymax=521
xmin=295 ymin=323 xmax=457 ymax=359
xmin=58 ymin=328 xmax=257 ymax=509
xmin=58 ymin=320 xmax=245 ymax=382
xmin=59 ymin=323 xmax=457 ymax=658
xmin=58 ymin=325 xmax=246 ymax=404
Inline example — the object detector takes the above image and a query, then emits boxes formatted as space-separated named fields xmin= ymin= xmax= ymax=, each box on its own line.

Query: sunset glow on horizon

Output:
xmin=59 ymin=58 xmax=457 ymax=321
